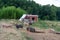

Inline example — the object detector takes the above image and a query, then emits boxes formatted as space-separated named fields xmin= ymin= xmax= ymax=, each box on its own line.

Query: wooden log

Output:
xmin=26 ymin=27 xmax=45 ymax=33
xmin=55 ymin=32 xmax=60 ymax=34
xmin=35 ymin=31 xmax=45 ymax=33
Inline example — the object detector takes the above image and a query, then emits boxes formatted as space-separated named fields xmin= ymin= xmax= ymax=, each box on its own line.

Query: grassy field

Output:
xmin=0 ymin=19 xmax=60 ymax=40
xmin=32 ymin=20 xmax=60 ymax=32
xmin=0 ymin=19 xmax=32 ymax=40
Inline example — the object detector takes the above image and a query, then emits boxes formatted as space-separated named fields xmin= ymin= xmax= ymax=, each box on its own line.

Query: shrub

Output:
xmin=0 ymin=6 xmax=27 ymax=19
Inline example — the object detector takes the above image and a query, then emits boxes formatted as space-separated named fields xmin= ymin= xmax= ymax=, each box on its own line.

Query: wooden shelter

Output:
xmin=25 ymin=15 xmax=38 ymax=22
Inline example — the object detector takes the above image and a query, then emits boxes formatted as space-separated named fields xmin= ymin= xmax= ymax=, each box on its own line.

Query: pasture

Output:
xmin=0 ymin=19 xmax=60 ymax=40
xmin=32 ymin=20 xmax=60 ymax=32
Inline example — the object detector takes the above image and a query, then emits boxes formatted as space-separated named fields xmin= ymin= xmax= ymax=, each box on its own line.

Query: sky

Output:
xmin=33 ymin=0 xmax=60 ymax=7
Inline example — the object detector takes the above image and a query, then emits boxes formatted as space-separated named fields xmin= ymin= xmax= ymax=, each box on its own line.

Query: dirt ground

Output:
xmin=1 ymin=27 xmax=60 ymax=40
xmin=26 ymin=32 xmax=60 ymax=40
xmin=0 ymin=26 xmax=60 ymax=40
xmin=21 ymin=28 xmax=60 ymax=40
xmin=0 ymin=27 xmax=22 ymax=40
xmin=0 ymin=20 xmax=60 ymax=40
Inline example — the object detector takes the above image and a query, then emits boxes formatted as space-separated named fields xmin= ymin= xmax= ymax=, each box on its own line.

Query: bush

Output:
xmin=0 ymin=6 xmax=27 ymax=19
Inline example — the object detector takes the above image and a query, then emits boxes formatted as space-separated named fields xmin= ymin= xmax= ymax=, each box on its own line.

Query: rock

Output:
xmin=26 ymin=27 xmax=35 ymax=32
xmin=15 ymin=24 xmax=23 ymax=29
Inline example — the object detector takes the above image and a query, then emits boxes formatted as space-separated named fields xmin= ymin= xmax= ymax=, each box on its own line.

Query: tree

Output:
xmin=39 ymin=5 xmax=51 ymax=20
xmin=56 ymin=7 xmax=60 ymax=20
xmin=0 ymin=0 xmax=59 ymax=20
xmin=49 ymin=5 xmax=57 ymax=20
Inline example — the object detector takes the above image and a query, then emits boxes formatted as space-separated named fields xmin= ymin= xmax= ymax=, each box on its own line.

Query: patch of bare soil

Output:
xmin=26 ymin=32 xmax=60 ymax=40
xmin=0 ymin=20 xmax=60 ymax=40
xmin=0 ymin=27 xmax=22 ymax=40
xmin=22 ymin=28 xmax=60 ymax=40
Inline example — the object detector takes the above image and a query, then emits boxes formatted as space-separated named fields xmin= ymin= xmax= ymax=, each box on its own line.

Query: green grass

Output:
xmin=32 ymin=20 xmax=60 ymax=32
xmin=25 ymin=36 xmax=33 ymax=40
xmin=0 ymin=19 xmax=60 ymax=40
xmin=1 ymin=19 xmax=60 ymax=32
xmin=21 ymin=32 xmax=33 ymax=40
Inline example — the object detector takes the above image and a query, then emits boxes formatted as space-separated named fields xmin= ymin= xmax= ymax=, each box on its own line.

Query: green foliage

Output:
xmin=0 ymin=0 xmax=60 ymax=20
xmin=0 ymin=6 xmax=27 ymax=19
xmin=49 ymin=5 xmax=57 ymax=20
xmin=32 ymin=20 xmax=60 ymax=31
xmin=56 ymin=7 xmax=60 ymax=20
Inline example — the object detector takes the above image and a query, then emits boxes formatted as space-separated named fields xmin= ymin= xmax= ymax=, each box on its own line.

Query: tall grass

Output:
xmin=0 ymin=6 xmax=27 ymax=19
xmin=32 ymin=20 xmax=60 ymax=32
